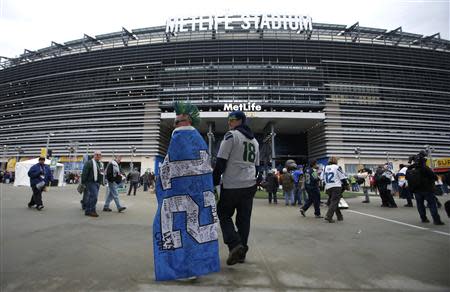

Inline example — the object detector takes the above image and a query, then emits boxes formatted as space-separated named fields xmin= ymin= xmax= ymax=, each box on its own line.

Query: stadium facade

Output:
xmin=1 ymin=15 xmax=450 ymax=173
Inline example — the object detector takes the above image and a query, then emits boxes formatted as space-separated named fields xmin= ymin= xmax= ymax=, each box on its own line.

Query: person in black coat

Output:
xmin=27 ymin=157 xmax=53 ymax=210
xmin=264 ymin=169 xmax=279 ymax=204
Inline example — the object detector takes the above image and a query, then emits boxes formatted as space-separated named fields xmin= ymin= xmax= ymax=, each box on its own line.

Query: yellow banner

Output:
xmin=41 ymin=148 xmax=47 ymax=157
xmin=427 ymin=157 xmax=450 ymax=169
xmin=58 ymin=156 xmax=83 ymax=163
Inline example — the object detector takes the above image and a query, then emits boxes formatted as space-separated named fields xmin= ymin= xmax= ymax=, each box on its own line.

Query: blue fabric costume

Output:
xmin=153 ymin=126 xmax=220 ymax=281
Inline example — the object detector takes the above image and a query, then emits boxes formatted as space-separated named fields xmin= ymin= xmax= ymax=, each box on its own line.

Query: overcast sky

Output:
xmin=0 ymin=0 xmax=449 ymax=58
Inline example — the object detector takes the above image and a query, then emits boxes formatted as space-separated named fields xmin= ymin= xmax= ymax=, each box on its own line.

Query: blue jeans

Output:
xmin=284 ymin=190 xmax=294 ymax=205
xmin=85 ymin=182 xmax=100 ymax=214
xmin=415 ymin=192 xmax=441 ymax=223
xmin=104 ymin=182 xmax=122 ymax=209
xmin=81 ymin=189 xmax=89 ymax=210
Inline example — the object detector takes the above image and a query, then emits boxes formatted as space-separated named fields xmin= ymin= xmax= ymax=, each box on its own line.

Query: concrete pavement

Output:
xmin=1 ymin=183 xmax=449 ymax=291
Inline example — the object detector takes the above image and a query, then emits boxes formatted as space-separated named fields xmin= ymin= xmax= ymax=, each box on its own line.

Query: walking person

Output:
xmin=397 ymin=164 xmax=414 ymax=207
xmin=281 ymin=168 xmax=295 ymax=206
xmin=141 ymin=170 xmax=150 ymax=192
xmin=406 ymin=152 xmax=445 ymax=225
xmin=256 ymin=172 xmax=264 ymax=191
xmin=265 ymin=169 xmax=279 ymax=204
xmin=322 ymin=156 xmax=348 ymax=223
xmin=149 ymin=171 xmax=155 ymax=190
xmin=81 ymin=151 xmax=104 ymax=217
xmin=27 ymin=157 xmax=53 ymax=210
xmin=378 ymin=164 xmax=398 ymax=208
xmin=357 ymin=168 xmax=371 ymax=203
xmin=213 ymin=110 xmax=260 ymax=266
xmin=152 ymin=101 xmax=220 ymax=280
xmin=127 ymin=167 xmax=140 ymax=196
xmin=103 ymin=155 xmax=126 ymax=212
xmin=293 ymin=166 xmax=302 ymax=206
xmin=300 ymin=160 xmax=322 ymax=218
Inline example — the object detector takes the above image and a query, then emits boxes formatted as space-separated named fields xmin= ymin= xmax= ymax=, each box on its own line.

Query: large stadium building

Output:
xmin=1 ymin=15 xmax=450 ymax=173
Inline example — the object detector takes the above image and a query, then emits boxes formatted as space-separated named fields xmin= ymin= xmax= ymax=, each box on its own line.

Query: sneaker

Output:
xmin=28 ymin=203 xmax=36 ymax=209
xmin=118 ymin=207 xmax=127 ymax=212
xmin=434 ymin=221 xmax=445 ymax=226
xmin=324 ymin=218 xmax=335 ymax=223
xmin=362 ymin=200 xmax=370 ymax=203
xmin=337 ymin=217 xmax=344 ymax=221
xmin=300 ymin=209 xmax=306 ymax=217
xmin=315 ymin=215 xmax=323 ymax=218
xmin=238 ymin=246 xmax=249 ymax=264
xmin=226 ymin=244 xmax=245 ymax=266
xmin=36 ymin=205 xmax=44 ymax=211
xmin=404 ymin=204 xmax=413 ymax=207
xmin=85 ymin=212 xmax=99 ymax=217
xmin=103 ymin=207 xmax=112 ymax=212
xmin=421 ymin=218 xmax=430 ymax=223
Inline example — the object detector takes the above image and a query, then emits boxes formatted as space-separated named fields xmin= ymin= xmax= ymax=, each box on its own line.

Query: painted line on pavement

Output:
xmin=432 ymin=230 xmax=450 ymax=236
xmin=347 ymin=210 xmax=450 ymax=236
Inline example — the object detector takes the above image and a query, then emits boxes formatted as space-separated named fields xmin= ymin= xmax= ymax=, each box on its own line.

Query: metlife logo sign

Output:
xmin=223 ymin=103 xmax=262 ymax=111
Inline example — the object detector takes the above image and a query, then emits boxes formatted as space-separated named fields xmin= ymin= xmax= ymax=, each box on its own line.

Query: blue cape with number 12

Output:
xmin=152 ymin=126 xmax=220 ymax=281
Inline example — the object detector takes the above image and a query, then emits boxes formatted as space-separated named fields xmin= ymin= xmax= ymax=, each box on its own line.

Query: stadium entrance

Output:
xmin=160 ymin=111 xmax=325 ymax=169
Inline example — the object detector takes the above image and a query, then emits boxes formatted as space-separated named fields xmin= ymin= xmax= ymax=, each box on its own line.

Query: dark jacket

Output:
xmin=127 ymin=170 xmax=140 ymax=183
xmin=408 ymin=165 xmax=437 ymax=193
xmin=81 ymin=159 xmax=104 ymax=184
xmin=265 ymin=172 xmax=279 ymax=193
xmin=28 ymin=163 xmax=53 ymax=187
xmin=141 ymin=173 xmax=150 ymax=184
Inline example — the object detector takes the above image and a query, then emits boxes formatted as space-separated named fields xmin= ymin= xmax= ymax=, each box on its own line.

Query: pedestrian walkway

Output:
xmin=1 ymin=184 xmax=449 ymax=291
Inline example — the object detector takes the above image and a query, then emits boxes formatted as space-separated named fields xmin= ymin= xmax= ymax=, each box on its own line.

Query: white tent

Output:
xmin=14 ymin=158 xmax=65 ymax=187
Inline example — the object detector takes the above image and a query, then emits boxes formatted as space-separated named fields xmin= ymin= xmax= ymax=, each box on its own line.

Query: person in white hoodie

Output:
xmin=357 ymin=168 xmax=371 ymax=203
xmin=397 ymin=164 xmax=413 ymax=207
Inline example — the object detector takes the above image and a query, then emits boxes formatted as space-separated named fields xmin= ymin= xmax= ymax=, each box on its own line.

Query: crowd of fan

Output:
xmin=257 ymin=157 xmax=449 ymax=225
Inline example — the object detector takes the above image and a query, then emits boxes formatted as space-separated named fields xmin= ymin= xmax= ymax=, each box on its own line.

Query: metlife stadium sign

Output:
xmin=166 ymin=14 xmax=313 ymax=36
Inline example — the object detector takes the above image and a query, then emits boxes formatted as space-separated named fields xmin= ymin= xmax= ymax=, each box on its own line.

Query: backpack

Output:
xmin=405 ymin=167 xmax=422 ymax=192
xmin=106 ymin=163 xmax=122 ymax=184
xmin=375 ymin=171 xmax=389 ymax=186
xmin=357 ymin=177 xmax=365 ymax=185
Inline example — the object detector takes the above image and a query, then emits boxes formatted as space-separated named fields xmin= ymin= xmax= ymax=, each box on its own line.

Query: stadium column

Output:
xmin=207 ymin=122 xmax=215 ymax=164
xmin=271 ymin=123 xmax=276 ymax=169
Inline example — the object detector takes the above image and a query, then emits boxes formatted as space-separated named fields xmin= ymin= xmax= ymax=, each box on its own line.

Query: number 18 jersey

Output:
xmin=322 ymin=164 xmax=347 ymax=190
xmin=217 ymin=129 xmax=260 ymax=189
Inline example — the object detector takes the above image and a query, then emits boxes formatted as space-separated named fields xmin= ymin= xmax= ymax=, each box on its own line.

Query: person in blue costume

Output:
xmin=152 ymin=101 xmax=220 ymax=281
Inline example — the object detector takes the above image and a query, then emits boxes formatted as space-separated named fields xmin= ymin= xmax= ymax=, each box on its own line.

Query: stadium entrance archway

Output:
xmin=160 ymin=111 xmax=325 ymax=169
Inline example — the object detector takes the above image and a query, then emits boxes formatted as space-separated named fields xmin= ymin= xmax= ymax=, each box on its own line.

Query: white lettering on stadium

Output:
xmin=224 ymin=103 xmax=262 ymax=111
xmin=166 ymin=14 xmax=313 ymax=36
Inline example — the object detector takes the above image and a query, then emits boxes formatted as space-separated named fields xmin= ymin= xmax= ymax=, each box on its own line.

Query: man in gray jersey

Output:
xmin=213 ymin=110 xmax=260 ymax=266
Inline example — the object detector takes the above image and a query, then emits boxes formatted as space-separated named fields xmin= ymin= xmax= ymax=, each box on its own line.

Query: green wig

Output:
xmin=173 ymin=101 xmax=200 ymax=127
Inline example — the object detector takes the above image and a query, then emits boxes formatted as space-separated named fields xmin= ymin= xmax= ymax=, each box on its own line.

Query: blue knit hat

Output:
xmin=228 ymin=110 xmax=246 ymax=124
